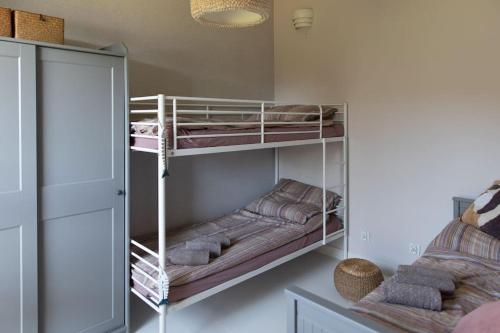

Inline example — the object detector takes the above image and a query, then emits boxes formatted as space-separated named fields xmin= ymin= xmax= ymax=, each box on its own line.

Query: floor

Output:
xmin=130 ymin=252 xmax=351 ymax=333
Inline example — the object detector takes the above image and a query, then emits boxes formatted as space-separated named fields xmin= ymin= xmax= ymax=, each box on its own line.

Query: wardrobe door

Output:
xmin=0 ymin=42 xmax=38 ymax=333
xmin=38 ymin=48 xmax=125 ymax=333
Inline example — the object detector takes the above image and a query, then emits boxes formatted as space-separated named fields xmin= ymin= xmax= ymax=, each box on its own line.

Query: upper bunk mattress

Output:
xmin=131 ymin=123 xmax=344 ymax=151
xmin=131 ymin=104 xmax=344 ymax=151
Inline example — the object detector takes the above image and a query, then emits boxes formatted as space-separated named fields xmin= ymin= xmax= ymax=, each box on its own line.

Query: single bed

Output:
xmin=351 ymin=231 xmax=500 ymax=333
xmin=286 ymin=197 xmax=500 ymax=333
xmin=131 ymin=178 xmax=344 ymax=304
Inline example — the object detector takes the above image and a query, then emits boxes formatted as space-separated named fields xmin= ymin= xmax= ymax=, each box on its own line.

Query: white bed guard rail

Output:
xmin=129 ymin=95 xmax=349 ymax=333
xmin=129 ymin=95 xmax=346 ymax=155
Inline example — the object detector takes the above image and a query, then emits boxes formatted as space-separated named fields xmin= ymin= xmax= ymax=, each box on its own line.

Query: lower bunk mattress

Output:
xmin=131 ymin=210 xmax=343 ymax=303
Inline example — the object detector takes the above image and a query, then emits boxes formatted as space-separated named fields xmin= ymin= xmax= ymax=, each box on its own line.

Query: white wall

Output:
xmin=274 ymin=0 xmax=500 ymax=270
xmin=3 ymin=0 xmax=276 ymax=234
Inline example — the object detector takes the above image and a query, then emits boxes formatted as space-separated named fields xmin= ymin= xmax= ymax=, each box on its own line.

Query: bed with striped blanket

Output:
xmin=131 ymin=179 xmax=343 ymax=303
xmin=351 ymin=219 xmax=500 ymax=333
xmin=286 ymin=218 xmax=500 ymax=333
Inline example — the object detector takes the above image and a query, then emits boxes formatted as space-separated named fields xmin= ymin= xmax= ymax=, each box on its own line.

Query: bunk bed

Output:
xmin=129 ymin=95 xmax=349 ymax=333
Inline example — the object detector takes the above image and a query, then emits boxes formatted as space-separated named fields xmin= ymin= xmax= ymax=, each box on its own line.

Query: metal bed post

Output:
xmin=158 ymin=94 xmax=167 ymax=333
xmin=321 ymin=103 xmax=327 ymax=245
xmin=260 ymin=102 xmax=265 ymax=144
xmin=173 ymin=98 xmax=178 ymax=151
xmin=274 ymin=148 xmax=280 ymax=185
xmin=343 ymin=102 xmax=349 ymax=259
xmin=319 ymin=105 xmax=323 ymax=139
xmin=322 ymin=138 xmax=327 ymax=245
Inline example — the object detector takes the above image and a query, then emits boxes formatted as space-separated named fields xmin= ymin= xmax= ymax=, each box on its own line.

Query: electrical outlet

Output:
xmin=409 ymin=243 xmax=421 ymax=256
xmin=361 ymin=231 xmax=370 ymax=241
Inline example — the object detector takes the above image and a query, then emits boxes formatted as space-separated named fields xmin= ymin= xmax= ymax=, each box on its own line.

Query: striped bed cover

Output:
xmin=131 ymin=209 xmax=342 ymax=302
xmin=131 ymin=179 xmax=343 ymax=303
xmin=351 ymin=219 xmax=500 ymax=333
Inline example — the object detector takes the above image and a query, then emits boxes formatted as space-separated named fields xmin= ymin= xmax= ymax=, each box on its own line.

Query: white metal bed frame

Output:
xmin=129 ymin=95 xmax=349 ymax=333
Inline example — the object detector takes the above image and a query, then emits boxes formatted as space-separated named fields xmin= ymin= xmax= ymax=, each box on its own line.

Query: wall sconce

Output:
xmin=292 ymin=8 xmax=313 ymax=30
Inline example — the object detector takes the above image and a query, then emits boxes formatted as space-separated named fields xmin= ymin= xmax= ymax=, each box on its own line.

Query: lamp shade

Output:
xmin=191 ymin=0 xmax=271 ymax=28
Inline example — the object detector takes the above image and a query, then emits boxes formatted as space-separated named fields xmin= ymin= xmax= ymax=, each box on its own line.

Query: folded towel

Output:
xmin=383 ymin=281 xmax=442 ymax=311
xmin=186 ymin=239 xmax=221 ymax=258
xmin=395 ymin=271 xmax=455 ymax=294
xmin=397 ymin=265 xmax=456 ymax=282
xmin=168 ymin=248 xmax=209 ymax=266
xmin=203 ymin=234 xmax=231 ymax=248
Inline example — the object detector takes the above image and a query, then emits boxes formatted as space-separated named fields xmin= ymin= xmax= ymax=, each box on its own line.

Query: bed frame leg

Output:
xmin=159 ymin=306 xmax=167 ymax=333
xmin=275 ymin=147 xmax=279 ymax=184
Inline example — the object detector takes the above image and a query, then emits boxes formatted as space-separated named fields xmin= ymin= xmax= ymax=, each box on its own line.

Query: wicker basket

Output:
xmin=14 ymin=10 xmax=64 ymax=44
xmin=334 ymin=258 xmax=384 ymax=302
xmin=0 ymin=7 xmax=12 ymax=37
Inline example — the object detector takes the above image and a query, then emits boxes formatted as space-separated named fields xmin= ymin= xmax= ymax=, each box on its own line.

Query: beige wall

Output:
xmin=4 ymin=0 xmax=274 ymax=98
xmin=275 ymin=0 xmax=500 ymax=269
xmin=3 ymin=0 xmax=276 ymax=234
xmin=8 ymin=0 xmax=500 ymax=269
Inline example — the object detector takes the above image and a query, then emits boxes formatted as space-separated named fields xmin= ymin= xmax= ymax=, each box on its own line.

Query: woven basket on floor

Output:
xmin=334 ymin=258 xmax=384 ymax=302
xmin=14 ymin=10 xmax=64 ymax=44
xmin=0 ymin=7 xmax=12 ymax=37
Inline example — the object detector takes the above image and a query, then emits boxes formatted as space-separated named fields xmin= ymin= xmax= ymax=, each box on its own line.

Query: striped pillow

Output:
xmin=246 ymin=179 xmax=342 ymax=224
xmin=429 ymin=219 xmax=500 ymax=261
xmin=273 ymin=178 xmax=341 ymax=209
xmin=250 ymin=198 xmax=322 ymax=224
xmin=247 ymin=105 xmax=337 ymax=122
xmin=462 ymin=181 xmax=500 ymax=240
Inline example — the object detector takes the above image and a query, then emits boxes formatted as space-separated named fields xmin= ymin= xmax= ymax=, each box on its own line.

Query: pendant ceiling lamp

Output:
xmin=191 ymin=0 xmax=271 ymax=28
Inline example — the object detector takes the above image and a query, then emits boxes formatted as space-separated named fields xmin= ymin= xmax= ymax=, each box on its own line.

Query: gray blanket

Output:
xmin=394 ymin=271 xmax=455 ymax=294
xmin=382 ymin=280 xmax=442 ymax=311
xmin=168 ymin=249 xmax=209 ymax=266
xmin=397 ymin=264 xmax=456 ymax=282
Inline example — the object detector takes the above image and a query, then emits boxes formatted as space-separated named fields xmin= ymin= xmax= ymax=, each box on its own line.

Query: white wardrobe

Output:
xmin=0 ymin=37 xmax=128 ymax=333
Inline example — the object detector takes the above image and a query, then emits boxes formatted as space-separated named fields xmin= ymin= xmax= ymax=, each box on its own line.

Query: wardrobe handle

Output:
xmin=117 ymin=189 xmax=126 ymax=196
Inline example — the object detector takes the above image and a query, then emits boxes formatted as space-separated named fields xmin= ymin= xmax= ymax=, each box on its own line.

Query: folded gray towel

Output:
xmin=395 ymin=271 xmax=455 ymax=294
xmin=397 ymin=265 xmax=456 ymax=282
xmin=203 ymin=234 xmax=231 ymax=248
xmin=168 ymin=248 xmax=209 ymax=266
xmin=383 ymin=281 xmax=442 ymax=311
xmin=186 ymin=239 xmax=221 ymax=258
